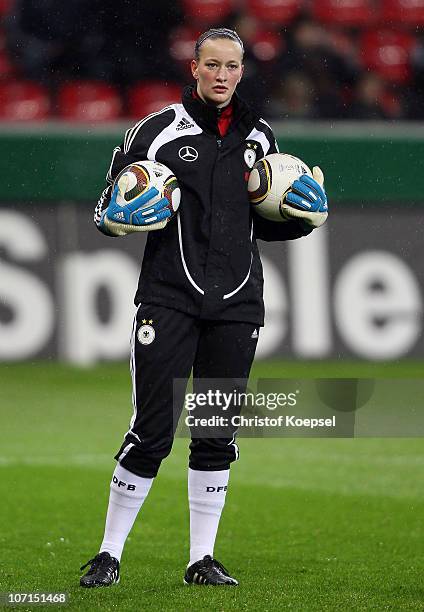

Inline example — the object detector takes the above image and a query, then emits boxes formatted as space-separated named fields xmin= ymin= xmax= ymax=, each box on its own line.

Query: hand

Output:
xmin=100 ymin=181 xmax=171 ymax=235
xmin=281 ymin=166 xmax=328 ymax=228
xmin=107 ymin=181 xmax=171 ymax=226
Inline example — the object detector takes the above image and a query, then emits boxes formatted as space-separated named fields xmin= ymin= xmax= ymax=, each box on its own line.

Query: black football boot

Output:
xmin=80 ymin=552 xmax=120 ymax=588
xmin=184 ymin=555 xmax=238 ymax=586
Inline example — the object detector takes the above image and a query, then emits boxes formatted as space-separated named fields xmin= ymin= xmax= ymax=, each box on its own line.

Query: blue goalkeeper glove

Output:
xmin=100 ymin=182 xmax=171 ymax=236
xmin=281 ymin=166 xmax=328 ymax=228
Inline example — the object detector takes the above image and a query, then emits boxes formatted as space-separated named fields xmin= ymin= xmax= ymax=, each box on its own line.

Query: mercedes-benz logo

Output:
xmin=178 ymin=146 xmax=198 ymax=162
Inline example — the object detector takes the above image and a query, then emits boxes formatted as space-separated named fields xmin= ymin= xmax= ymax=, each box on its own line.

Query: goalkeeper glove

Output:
xmin=100 ymin=180 xmax=172 ymax=236
xmin=281 ymin=166 xmax=328 ymax=228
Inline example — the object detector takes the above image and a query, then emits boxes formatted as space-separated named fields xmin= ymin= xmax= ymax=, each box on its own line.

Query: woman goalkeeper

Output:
xmin=80 ymin=27 xmax=328 ymax=588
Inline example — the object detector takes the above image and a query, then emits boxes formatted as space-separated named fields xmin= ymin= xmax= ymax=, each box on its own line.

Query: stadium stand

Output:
xmin=127 ymin=82 xmax=182 ymax=118
xmin=57 ymin=81 xmax=122 ymax=121
xmin=361 ymin=30 xmax=417 ymax=83
xmin=0 ymin=0 xmax=423 ymax=120
xmin=247 ymin=0 xmax=302 ymax=25
xmin=312 ymin=0 xmax=376 ymax=26
xmin=0 ymin=80 xmax=50 ymax=120
xmin=381 ymin=0 xmax=424 ymax=26
xmin=182 ymin=0 xmax=234 ymax=25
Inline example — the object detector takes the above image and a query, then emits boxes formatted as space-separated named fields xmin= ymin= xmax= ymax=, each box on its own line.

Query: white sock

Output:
xmin=188 ymin=467 xmax=229 ymax=567
xmin=99 ymin=464 xmax=153 ymax=562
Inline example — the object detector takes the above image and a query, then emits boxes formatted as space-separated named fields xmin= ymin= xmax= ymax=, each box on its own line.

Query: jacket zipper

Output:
xmin=209 ymin=136 xmax=221 ymax=215
xmin=202 ymin=136 xmax=222 ymax=295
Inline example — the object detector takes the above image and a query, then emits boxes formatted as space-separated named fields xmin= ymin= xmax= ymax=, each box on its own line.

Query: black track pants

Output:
xmin=115 ymin=303 xmax=259 ymax=478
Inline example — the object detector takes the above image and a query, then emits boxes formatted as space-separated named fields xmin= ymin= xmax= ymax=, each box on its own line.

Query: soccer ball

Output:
xmin=247 ymin=153 xmax=312 ymax=222
xmin=114 ymin=160 xmax=181 ymax=227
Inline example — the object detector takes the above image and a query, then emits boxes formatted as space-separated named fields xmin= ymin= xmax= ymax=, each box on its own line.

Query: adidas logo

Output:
xmin=176 ymin=117 xmax=195 ymax=131
xmin=114 ymin=211 xmax=125 ymax=220
xmin=251 ymin=328 xmax=258 ymax=339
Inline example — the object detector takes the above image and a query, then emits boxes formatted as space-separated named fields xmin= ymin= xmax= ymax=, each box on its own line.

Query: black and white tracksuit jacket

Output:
xmin=95 ymin=85 xmax=312 ymax=326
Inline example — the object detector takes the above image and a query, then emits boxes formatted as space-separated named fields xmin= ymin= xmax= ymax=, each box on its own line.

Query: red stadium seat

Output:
xmin=169 ymin=26 xmax=201 ymax=79
xmin=312 ymin=0 xmax=376 ymax=26
xmin=170 ymin=26 xmax=200 ymax=63
xmin=0 ymin=28 xmax=16 ymax=79
xmin=128 ymin=82 xmax=182 ymax=119
xmin=250 ymin=30 xmax=285 ymax=62
xmin=381 ymin=0 xmax=424 ymax=26
xmin=57 ymin=81 xmax=122 ymax=121
xmin=247 ymin=0 xmax=303 ymax=26
xmin=0 ymin=51 xmax=15 ymax=79
xmin=0 ymin=47 xmax=16 ymax=80
xmin=182 ymin=0 xmax=234 ymax=24
xmin=0 ymin=81 xmax=50 ymax=120
xmin=361 ymin=30 xmax=416 ymax=83
xmin=0 ymin=0 xmax=15 ymax=16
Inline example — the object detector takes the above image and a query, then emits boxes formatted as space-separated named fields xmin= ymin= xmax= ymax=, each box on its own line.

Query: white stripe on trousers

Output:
xmin=125 ymin=306 xmax=141 ymax=442
xmin=228 ymin=434 xmax=239 ymax=461
xmin=117 ymin=442 xmax=135 ymax=463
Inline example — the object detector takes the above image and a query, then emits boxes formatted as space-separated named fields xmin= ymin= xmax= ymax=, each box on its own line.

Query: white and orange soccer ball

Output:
xmin=113 ymin=160 xmax=181 ymax=230
xmin=247 ymin=153 xmax=313 ymax=222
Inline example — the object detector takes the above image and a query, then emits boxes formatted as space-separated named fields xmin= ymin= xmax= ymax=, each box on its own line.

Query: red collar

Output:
xmin=217 ymin=102 xmax=233 ymax=137
xmin=192 ymin=88 xmax=233 ymax=137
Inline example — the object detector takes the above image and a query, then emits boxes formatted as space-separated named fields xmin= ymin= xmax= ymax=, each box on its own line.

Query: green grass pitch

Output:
xmin=0 ymin=361 xmax=423 ymax=611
